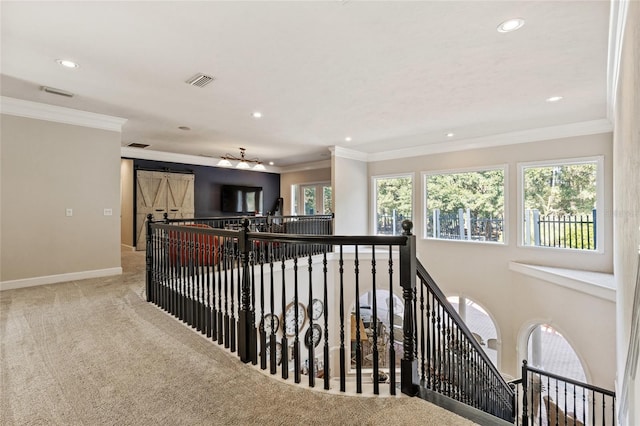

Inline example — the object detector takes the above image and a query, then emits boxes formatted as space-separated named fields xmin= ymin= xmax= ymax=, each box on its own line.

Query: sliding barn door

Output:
xmin=135 ymin=170 xmax=194 ymax=250
xmin=166 ymin=173 xmax=195 ymax=219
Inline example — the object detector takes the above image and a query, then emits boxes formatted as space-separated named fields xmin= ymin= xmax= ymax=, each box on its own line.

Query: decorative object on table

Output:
xmin=283 ymin=301 xmax=307 ymax=336
xmin=304 ymin=324 xmax=322 ymax=348
xmin=260 ymin=313 xmax=279 ymax=335
xmin=308 ymin=298 xmax=324 ymax=320
xmin=372 ymin=370 xmax=389 ymax=383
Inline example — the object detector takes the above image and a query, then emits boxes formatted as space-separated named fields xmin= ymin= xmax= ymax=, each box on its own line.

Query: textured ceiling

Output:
xmin=0 ymin=1 xmax=611 ymax=167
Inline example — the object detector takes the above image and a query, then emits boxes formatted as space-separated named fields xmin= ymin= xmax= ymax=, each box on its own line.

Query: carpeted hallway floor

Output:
xmin=0 ymin=250 xmax=475 ymax=425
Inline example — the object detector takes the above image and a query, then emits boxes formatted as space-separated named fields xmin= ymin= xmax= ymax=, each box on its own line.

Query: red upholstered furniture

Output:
xmin=169 ymin=224 xmax=219 ymax=266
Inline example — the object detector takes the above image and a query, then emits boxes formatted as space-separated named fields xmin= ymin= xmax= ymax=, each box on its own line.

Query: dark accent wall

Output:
xmin=131 ymin=158 xmax=281 ymax=217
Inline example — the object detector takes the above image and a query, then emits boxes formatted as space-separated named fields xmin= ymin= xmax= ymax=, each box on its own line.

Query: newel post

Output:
xmin=400 ymin=220 xmax=419 ymax=396
xmin=238 ymin=217 xmax=255 ymax=363
xmin=145 ymin=214 xmax=154 ymax=303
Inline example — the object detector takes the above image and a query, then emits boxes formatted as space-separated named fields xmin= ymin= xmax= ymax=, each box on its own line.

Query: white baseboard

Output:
xmin=0 ymin=267 xmax=123 ymax=291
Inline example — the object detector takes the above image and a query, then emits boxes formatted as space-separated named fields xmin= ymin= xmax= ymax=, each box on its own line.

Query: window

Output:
xmin=291 ymin=183 xmax=332 ymax=215
xmin=519 ymin=157 xmax=601 ymax=250
xmin=424 ymin=167 xmax=505 ymax=243
xmin=373 ymin=175 xmax=413 ymax=235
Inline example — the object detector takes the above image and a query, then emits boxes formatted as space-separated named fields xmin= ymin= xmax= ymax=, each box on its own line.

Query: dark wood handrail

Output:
xmin=524 ymin=364 xmax=615 ymax=397
xmin=150 ymin=222 xmax=408 ymax=246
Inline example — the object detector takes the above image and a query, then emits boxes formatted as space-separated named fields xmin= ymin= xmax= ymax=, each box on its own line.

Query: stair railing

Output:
xmin=511 ymin=360 xmax=615 ymax=426
xmin=145 ymin=215 xmax=515 ymax=422
xmin=413 ymin=259 xmax=515 ymax=422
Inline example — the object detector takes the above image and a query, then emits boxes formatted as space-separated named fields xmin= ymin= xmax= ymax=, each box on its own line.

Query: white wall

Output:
xmin=332 ymin=148 xmax=368 ymax=235
xmin=0 ymin=106 xmax=124 ymax=288
xmin=120 ymin=159 xmax=134 ymax=248
xmin=279 ymin=167 xmax=331 ymax=216
xmin=613 ymin=1 xmax=640 ymax=424
xmin=368 ymin=133 xmax=616 ymax=388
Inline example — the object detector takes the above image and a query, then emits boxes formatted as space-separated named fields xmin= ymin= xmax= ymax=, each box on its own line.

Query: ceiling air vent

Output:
xmin=127 ymin=142 xmax=150 ymax=149
xmin=41 ymin=86 xmax=74 ymax=97
xmin=185 ymin=73 xmax=215 ymax=88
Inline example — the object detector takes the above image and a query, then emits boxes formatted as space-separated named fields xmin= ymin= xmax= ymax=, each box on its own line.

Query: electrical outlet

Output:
xmin=66 ymin=208 xmax=73 ymax=217
xmin=104 ymin=208 xmax=113 ymax=216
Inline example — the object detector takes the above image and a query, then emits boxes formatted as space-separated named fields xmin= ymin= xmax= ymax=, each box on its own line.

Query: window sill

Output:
xmin=509 ymin=262 xmax=615 ymax=302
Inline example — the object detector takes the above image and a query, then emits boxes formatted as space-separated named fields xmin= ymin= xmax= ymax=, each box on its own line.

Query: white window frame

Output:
xmin=422 ymin=164 xmax=508 ymax=244
xmin=371 ymin=173 xmax=415 ymax=236
xmin=517 ymin=156 xmax=604 ymax=253
xmin=291 ymin=181 xmax=332 ymax=215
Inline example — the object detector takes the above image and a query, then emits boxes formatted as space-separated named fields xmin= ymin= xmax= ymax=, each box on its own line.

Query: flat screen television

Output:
xmin=221 ymin=185 xmax=263 ymax=214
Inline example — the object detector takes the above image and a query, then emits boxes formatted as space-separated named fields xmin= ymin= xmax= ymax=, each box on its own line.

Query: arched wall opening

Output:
xmin=447 ymin=295 xmax=502 ymax=370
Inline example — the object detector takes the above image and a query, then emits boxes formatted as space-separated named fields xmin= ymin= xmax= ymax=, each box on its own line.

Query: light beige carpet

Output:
xmin=0 ymin=250 xmax=475 ymax=425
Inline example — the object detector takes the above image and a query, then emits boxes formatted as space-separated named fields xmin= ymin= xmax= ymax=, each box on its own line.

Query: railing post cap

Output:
xmin=147 ymin=213 xmax=153 ymax=221
xmin=401 ymin=220 xmax=413 ymax=235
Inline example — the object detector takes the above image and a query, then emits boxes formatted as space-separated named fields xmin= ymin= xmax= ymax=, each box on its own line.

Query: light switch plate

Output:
xmin=66 ymin=208 xmax=73 ymax=217
xmin=104 ymin=208 xmax=113 ymax=216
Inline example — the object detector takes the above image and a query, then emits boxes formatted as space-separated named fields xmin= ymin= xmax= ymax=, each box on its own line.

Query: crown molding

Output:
xmin=121 ymin=146 xmax=281 ymax=173
xmin=368 ymin=119 xmax=613 ymax=163
xmin=329 ymin=146 xmax=368 ymax=162
xmin=278 ymin=160 xmax=331 ymax=173
xmin=0 ymin=96 xmax=127 ymax=131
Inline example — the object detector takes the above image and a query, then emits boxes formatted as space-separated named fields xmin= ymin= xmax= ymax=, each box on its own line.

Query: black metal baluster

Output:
xmin=206 ymin=235 xmax=212 ymax=338
xmin=388 ymin=245 xmax=396 ymax=395
xmin=259 ymin=243 xmax=267 ymax=370
xmin=307 ymin=253 xmax=315 ymax=388
xmin=250 ymin=243 xmax=257 ymax=365
xmin=354 ymin=245 xmax=362 ymax=394
xmin=194 ymin=235 xmax=202 ymax=332
xmin=572 ymin=384 xmax=576 ymax=426
xmin=419 ymin=279 xmax=425 ymax=385
xmin=269 ymin=245 xmax=276 ymax=375
xmin=217 ymin=237 xmax=224 ymax=345
xmin=281 ymin=256 xmax=289 ymax=380
xmin=212 ymin=235 xmax=219 ymax=341
xmin=436 ymin=302 xmax=442 ymax=393
xmin=189 ymin=234 xmax=195 ymax=328
xmin=371 ymin=248 xmax=379 ymax=395
xmin=555 ymin=377 xmax=559 ymax=426
xmin=339 ymin=245 xmax=346 ymax=392
xmin=230 ymin=238 xmax=237 ymax=353
xmin=322 ymin=250 xmax=330 ymax=390
xmin=180 ymin=234 xmax=187 ymax=324
xmin=426 ymin=287 xmax=431 ymax=389
xmin=447 ymin=313 xmax=452 ymax=397
xmin=581 ymin=386 xmax=586 ymax=426
xmin=293 ymin=254 xmax=301 ymax=384
xmin=591 ymin=389 xmax=595 ymax=426
xmin=223 ymin=239 xmax=230 ymax=349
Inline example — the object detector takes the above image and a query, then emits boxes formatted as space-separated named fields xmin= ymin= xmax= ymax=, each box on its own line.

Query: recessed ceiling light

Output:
xmin=252 ymin=111 xmax=263 ymax=118
xmin=546 ymin=96 xmax=563 ymax=103
xmin=56 ymin=59 xmax=79 ymax=68
xmin=269 ymin=161 xmax=274 ymax=166
xmin=345 ymin=136 xmax=352 ymax=142
xmin=446 ymin=132 xmax=455 ymax=138
xmin=497 ymin=18 xmax=525 ymax=33
xmin=178 ymin=126 xmax=191 ymax=131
